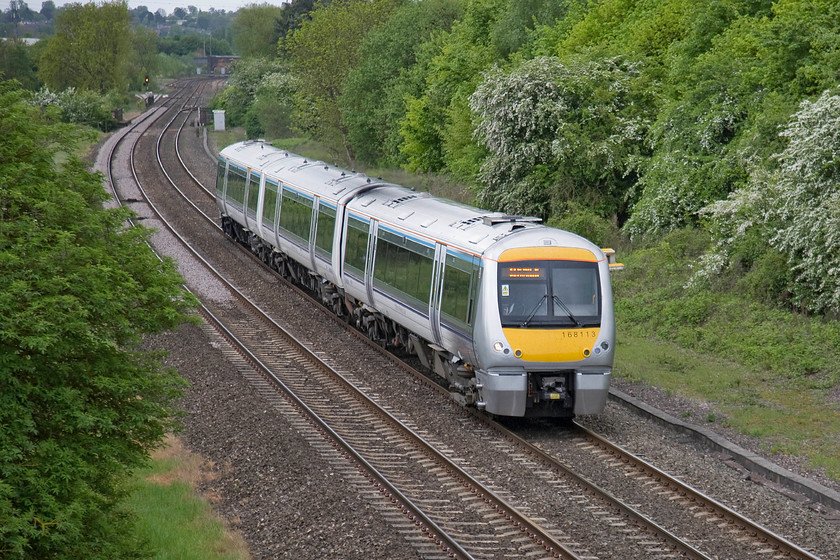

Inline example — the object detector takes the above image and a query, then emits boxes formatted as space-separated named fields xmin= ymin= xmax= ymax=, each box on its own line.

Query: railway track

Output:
xmin=102 ymin=78 xmax=831 ymax=560
xmin=111 ymin=79 xmax=586 ymax=560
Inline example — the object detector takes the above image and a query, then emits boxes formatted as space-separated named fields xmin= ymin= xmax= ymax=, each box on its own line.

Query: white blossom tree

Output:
xmin=469 ymin=55 xmax=646 ymax=220
xmin=699 ymin=87 xmax=840 ymax=312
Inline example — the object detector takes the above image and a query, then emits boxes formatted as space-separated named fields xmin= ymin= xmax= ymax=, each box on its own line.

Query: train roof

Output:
xmin=345 ymin=183 xmax=551 ymax=257
xmin=219 ymin=140 xmax=383 ymax=205
xmin=219 ymin=140 xmax=599 ymax=260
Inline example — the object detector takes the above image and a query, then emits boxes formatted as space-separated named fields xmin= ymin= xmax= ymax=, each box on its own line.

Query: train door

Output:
xmin=255 ymin=173 xmax=267 ymax=240
xmin=365 ymin=220 xmax=378 ymax=305
xmin=242 ymin=172 xmax=251 ymax=231
xmin=308 ymin=198 xmax=320 ymax=272
xmin=429 ymin=244 xmax=446 ymax=346
xmin=215 ymin=159 xmax=228 ymax=216
xmin=243 ymin=170 xmax=260 ymax=233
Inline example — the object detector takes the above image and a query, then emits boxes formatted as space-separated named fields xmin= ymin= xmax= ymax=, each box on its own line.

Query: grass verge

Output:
xmin=127 ymin=437 xmax=250 ymax=560
xmin=613 ymin=229 xmax=840 ymax=480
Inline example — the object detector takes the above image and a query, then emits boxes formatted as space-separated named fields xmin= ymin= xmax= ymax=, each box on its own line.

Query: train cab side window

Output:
xmin=315 ymin=204 xmax=336 ymax=257
xmin=278 ymin=187 xmax=313 ymax=243
xmin=344 ymin=215 xmax=369 ymax=276
xmin=225 ymin=166 xmax=247 ymax=209
xmin=215 ymin=160 xmax=226 ymax=197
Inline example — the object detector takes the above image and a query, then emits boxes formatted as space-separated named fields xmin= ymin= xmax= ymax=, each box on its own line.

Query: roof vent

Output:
xmin=385 ymin=194 xmax=420 ymax=208
xmin=453 ymin=216 xmax=483 ymax=230
xmin=482 ymin=215 xmax=542 ymax=226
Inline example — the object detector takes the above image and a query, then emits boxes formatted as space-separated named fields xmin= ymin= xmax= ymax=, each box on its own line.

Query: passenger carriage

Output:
xmin=215 ymin=140 xmax=617 ymax=418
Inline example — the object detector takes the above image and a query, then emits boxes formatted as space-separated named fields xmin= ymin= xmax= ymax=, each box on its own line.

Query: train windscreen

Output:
xmin=498 ymin=260 xmax=600 ymax=328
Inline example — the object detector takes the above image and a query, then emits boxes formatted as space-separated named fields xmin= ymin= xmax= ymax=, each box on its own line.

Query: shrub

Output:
xmin=30 ymin=87 xmax=116 ymax=131
xmin=699 ymin=87 xmax=840 ymax=313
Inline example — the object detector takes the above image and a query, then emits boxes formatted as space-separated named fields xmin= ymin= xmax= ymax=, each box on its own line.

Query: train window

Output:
xmin=373 ymin=229 xmax=433 ymax=307
xmin=215 ymin=160 xmax=226 ymax=197
xmin=246 ymin=172 xmax=261 ymax=218
xmin=551 ymin=263 xmax=600 ymax=318
xmin=315 ymin=203 xmax=336 ymax=258
xmin=278 ymin=187 xmax=313 ymax=243
xmin=262 ymin=179 xmax=278 ymax=230
xmin=441 ymin=253 xmax=479 ymax=329
xmin=344 ymin=215 xmax=369 ymax=276
xmin=498 ymin=260 xmax=600 ymax=328
xmin=225 ymin=166 xmax=247 ymax=209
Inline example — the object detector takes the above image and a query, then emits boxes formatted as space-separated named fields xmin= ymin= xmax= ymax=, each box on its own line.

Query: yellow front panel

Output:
xmin=499 ymin=247 xmax=601 ymax=263
xmin=502 ymin=327 xmax=600 ymax=362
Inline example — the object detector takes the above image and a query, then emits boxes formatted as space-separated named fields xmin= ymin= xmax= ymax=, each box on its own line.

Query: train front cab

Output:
xmin=478 ymin=246 xmax=614 ymax=418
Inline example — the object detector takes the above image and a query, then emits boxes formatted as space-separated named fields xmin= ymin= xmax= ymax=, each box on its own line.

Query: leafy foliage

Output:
xmin=274 ymin=0 xmax=322 ymax=48
xmin=399 ymin=0 xmax=508 ymax=175
xmin=232 ymin=3 xmax=286 ymax=58
xmin=339 ymin=0 xmax=463 ymax=165
xmin=623 ymin=0 xmax=840 ymax=238
xmin=248 ymin=71 xmax=301 ymax=140
xmin=37 ymin=2 xmax=131 ymax=94
xmin=283 ymin=0 xmax=402 ymax=161
xmin=0 ymin=38 xmax=41 ymax=91
xmin=701 ymin=87 xmax=840 ymax=313
xmin=470 ymin=55 xmax=647 ymax=220
xmin=211 ymin=57 xmax=285 ymax=130
xmin=30 ymin=87 xmax=117 ymax=131
xmin=0 ymin=80 xmax=194 ymax=559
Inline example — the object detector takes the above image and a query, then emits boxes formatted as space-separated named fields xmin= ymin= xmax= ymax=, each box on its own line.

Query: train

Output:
xmin=215 ymin=140 xmax=620 ymax=418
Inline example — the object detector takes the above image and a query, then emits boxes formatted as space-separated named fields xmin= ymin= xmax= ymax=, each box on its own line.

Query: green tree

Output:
xmin=700 ymin=87 xmax=840 ymax=313
xmin=232 ymin=2 xmax=285 ymax=58
xmin=0 ymin=80 xmax=194 ymax=559
xmin=491 ymin=0 xmax=576 ymax=59
xmin=274 ymin=0 xmax=320 ymax=47
xmin=131 ymin=25 xmax=160 ymax=89
xmin=40 ymin=0 xmax=56 ymax=20
xmin=247 ymin=69 xmax=300 ymax=139
xmin=284 ymin=0 xmax=402 ymax=162
xmin=339 ymin=0 xmax=462 ymax=165
xmin=0 ymin=38 xmax=41 ymax=91
xmin=37 ymin=1 xmax=132 ymax=94
xmin=619 ymin=0 xmax=840 ymax=239
xmin=213 ymin=56 xmax=284 ymax=130
xmin=398 ymin=0 xmax=508 ymax=175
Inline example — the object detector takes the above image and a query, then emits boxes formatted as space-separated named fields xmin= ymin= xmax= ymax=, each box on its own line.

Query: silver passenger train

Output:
xmin=215 ymin=140 xmax=619 ymax=417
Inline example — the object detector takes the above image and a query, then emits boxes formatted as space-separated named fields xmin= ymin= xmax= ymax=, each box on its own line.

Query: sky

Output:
xmin=22 ymin=0 xmax=288 ymax=16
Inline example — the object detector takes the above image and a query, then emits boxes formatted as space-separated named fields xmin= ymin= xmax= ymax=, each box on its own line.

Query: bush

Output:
xmin=548 ymin=202 xmax=622 ymax=248
xmin=700 ymin=87 xmax=840 ymax=314
xmin=470 ymin=55 xmax=647 ymax=221
xmin=30 ymin=87 xmax=117 ymax=131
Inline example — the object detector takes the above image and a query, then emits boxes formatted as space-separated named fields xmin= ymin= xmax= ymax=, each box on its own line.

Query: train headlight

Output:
xmin=493 ymin=341 xmax=504 ymax=352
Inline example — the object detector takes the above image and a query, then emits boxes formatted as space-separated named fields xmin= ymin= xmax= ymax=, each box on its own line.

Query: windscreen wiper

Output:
xmin=553 ymin=295 xmax=582 ymax=328
xmin=520 ymin=294 xmax=547 ymax=327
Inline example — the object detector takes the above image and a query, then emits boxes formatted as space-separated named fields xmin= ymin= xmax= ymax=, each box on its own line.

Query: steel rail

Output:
xmin=123 ymin=81 xmax=584 ymax=560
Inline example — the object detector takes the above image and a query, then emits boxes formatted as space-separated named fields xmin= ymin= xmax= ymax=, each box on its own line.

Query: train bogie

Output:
xmin=216 ymin=140 xmax=617 ymax=418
